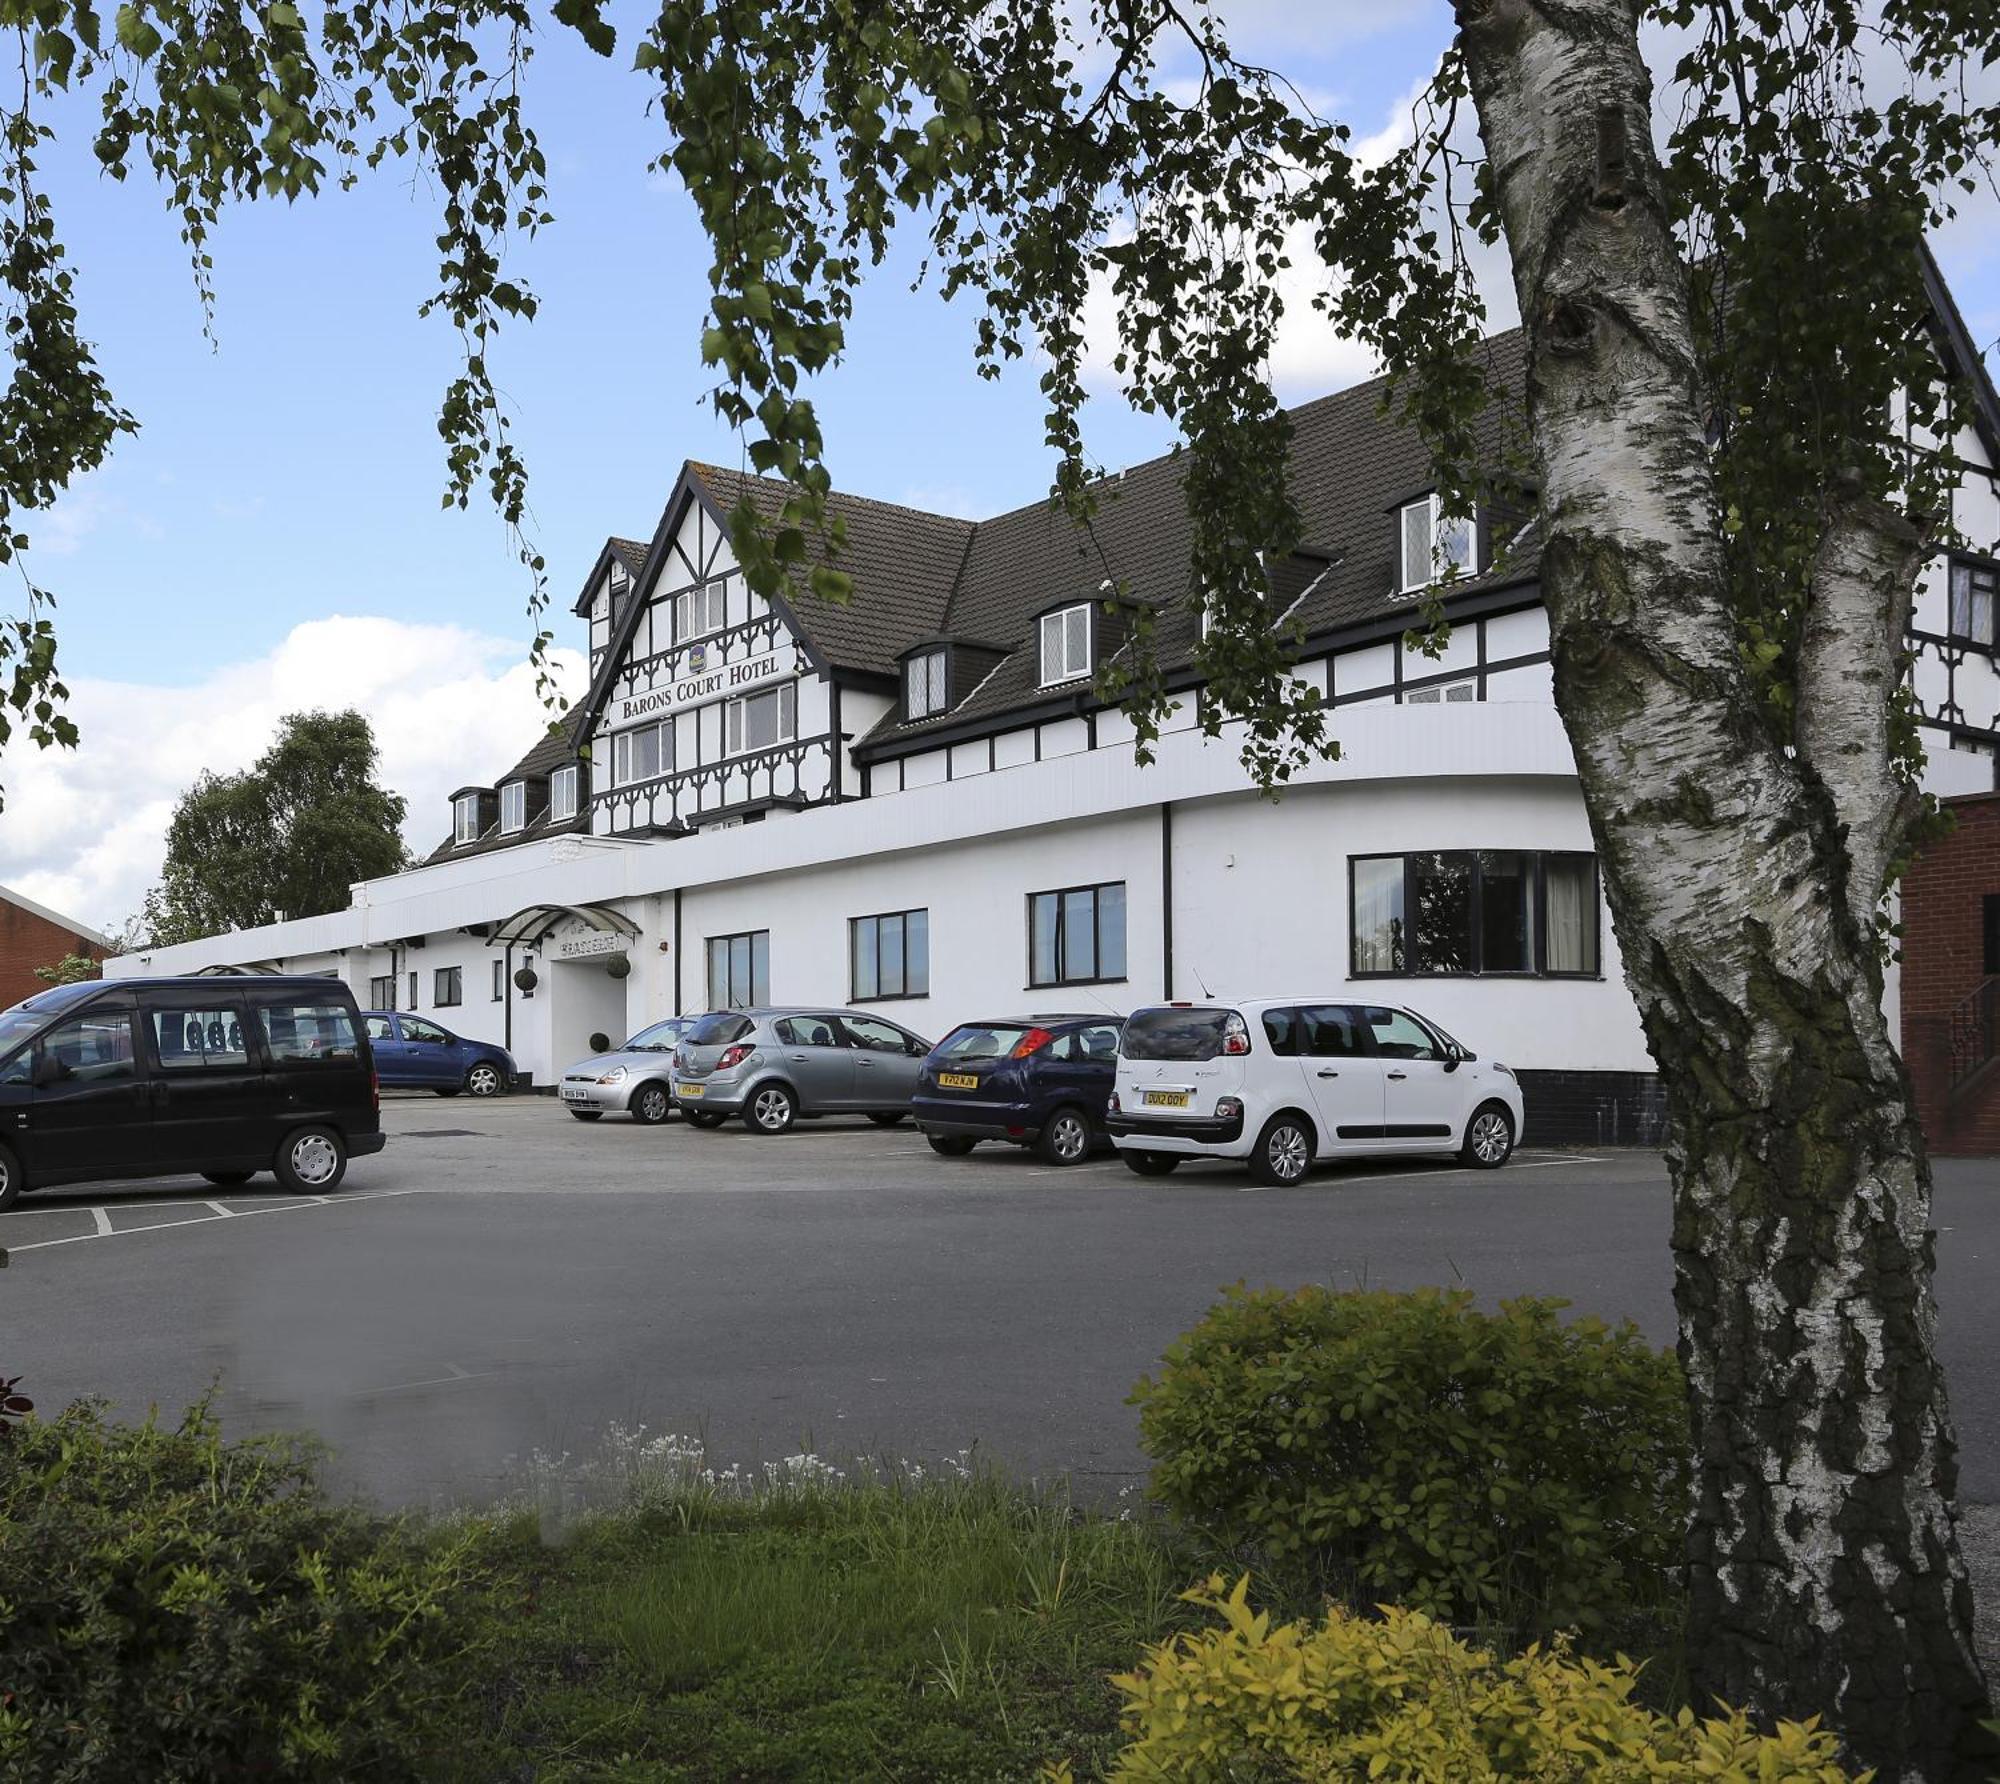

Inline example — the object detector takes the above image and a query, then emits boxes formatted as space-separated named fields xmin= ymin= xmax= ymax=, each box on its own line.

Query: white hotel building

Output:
xmin=108 ymin=289 xmax=2000 ymax=1145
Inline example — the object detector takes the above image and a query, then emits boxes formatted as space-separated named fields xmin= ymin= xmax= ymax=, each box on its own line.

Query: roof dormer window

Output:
xmin=453 ymin=794 xmax=482 ymax=846
xmin=1038 ymin=605 xmax=1091 ymax=688
xmin=549 ymin=764 xmax=579 ymax=823
xmin=905 ymin=649 xmax=948 ymax=720
xmin=499 ymin=781 xmax=527 ymax=835
xmin=1398 ymin=494 xmax=1475 ymax=594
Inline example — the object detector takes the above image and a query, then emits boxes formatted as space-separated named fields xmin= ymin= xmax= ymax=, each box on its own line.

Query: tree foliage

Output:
xmin=140 ymin=709 xmax=407 ymax=945
xmin=30 ymin=950 xmax=97 ymax=984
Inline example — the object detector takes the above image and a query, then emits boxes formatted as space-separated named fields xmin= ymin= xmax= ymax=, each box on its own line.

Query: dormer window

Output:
xmin=453 ymin=794 xmax=482 ymax=846
xmin=1039 ymin=605 xmax=1091 ymax=687
xmin=549 ymin=764 xmax=579 ymax=823
xmin=1398 ymin=495 xmax=1475 ymax=594
xmin=499 ymin=781 xmax=527 ymax=834
xmin=674 ymin=580 xmax=728 ymax=644
xmin=905 ymin=649 xmax=948 ymax=720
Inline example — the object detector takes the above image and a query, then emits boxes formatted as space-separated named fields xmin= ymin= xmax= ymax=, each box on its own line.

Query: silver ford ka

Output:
xmin=558 ymin=1016 xmax=695 ymax=1126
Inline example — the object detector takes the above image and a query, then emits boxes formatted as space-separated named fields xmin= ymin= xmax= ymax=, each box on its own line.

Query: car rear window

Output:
xmin=936 ymin=1024 xmax=1035 ymax=1061
xmin=687 ymin=1012 xmax=753 ymax=1046
xmin=1121 ymin=1008 xmax=1246 ymax=1061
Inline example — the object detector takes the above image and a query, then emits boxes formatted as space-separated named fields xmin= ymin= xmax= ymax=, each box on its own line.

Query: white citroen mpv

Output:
xmin=1106 ymin=999 xmax=1524 ymax=1185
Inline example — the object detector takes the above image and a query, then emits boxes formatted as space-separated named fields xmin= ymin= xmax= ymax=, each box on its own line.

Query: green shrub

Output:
xmin=1073 ymin=1575 xmax=1856 ymax=1782
xmin=1130 ymin=1286 xmax=1688 ymax=1629
xmin=0 ymin=1398 xmax=480 ymax=1781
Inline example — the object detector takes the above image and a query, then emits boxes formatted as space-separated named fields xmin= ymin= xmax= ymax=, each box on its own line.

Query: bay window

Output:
xmin=1350 ymin=851 xmax=1598 ymax=977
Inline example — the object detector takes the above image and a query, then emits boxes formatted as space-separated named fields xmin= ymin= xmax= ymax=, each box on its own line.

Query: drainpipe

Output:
xmin=503 ymin=942 xmax=514 ymax=1051
xmin=673 ymin=889 xmax=683 ymax=1016
xmin=1161 ymin=801 xmax=1175 ymax=1001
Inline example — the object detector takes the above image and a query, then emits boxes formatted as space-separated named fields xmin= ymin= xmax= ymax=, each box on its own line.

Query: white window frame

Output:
xmin=1405 ymin=678 xmax=1478 ymax=705
xmin=499 ymin=781 xmax=526 ymax=834
xmin=1398 ymin=495 xmax=1477 ymax=594
xmin=674 ymin=580 xmax=729 ymax=644
xmin=612 ymin=721 xmax=672 ymax=788
xmin=452 ymin=794 xmax=481 ymax=845
xmin=725 ymin=682 xmax=798 ymax=757
xmin=548 ymin=764 xmax=579 ymax=823
xmin=1038 ymin=605 xmax=1092 ymax=687
xmin=905 ymin=650 xmax=948 ymax=719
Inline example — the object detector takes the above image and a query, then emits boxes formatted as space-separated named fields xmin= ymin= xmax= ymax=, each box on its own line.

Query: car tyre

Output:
xmin=683 ymin=1108 xmax=727 ymax=1129
xmin=926 ymin=1134 xmax=976 ymax=1157
xmin=466 ymin=1062 xmax=505 ymax=1098
xmin=569 ymin=1109 xmax=604 ymax=1123
xmin=1036 ymin=1106 xmax=1092 ymax=1166
xmin=746 ymin=1083 xmax=798 ymax=1135
xmin=1460 ymin=1102 xmax=1516 ymax=1169
xmin=866 ymin=1111 xmax=908 ymax=1127
xmin=203 ymin=1170 xmax=255 ymax=1187
xmin=1248 ymin=1112 xmax=1315 ymax=1187
xmin=274 ymin=1125 xmax=347 ymax=1194
xmin=1122 ymin=1150 xmax=1180 ymax=1178
xmin=629 ymin=1082 xmax=673 ymax=1126
xmin=0 ymin=1141 xmax=22 ymax=1212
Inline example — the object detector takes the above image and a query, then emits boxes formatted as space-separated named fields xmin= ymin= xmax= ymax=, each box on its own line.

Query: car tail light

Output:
xmin=1221 ymin=1014 xmax=1250 ymax=1056
xmin=1009 ymin=1027 xmax=1054 ymax=1059
xmin=371 ymin=1069 xmax=380 ymax=1110
xmin=716 ymin=1043 xmax=752 ymax=1070
xmin=672 ymin=1048 xmax=686 ymax=1069
xmin=1108 ymin=1089 xmax=1122 ymax=1113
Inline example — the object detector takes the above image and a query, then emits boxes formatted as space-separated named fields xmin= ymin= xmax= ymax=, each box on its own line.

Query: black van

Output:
xmin=0 ymin=975 xmax=385 ymax=1211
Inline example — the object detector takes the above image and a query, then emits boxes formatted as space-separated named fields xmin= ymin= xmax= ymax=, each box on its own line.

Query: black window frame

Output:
xmin=1347 ymin=850 xmax=1602 ymax=980
xmin=491 ymin=958 xmax=505 ymax=1001
xmin=368 ymin=974 xmax=396 ymax=1012
xmin=434 ymin=965 xmax=462 ymax=1008
xmin=1948 ymin=552 xmax=2000 ymax=649
xmin=706 ymin=929 xmax=770 ymax=1011
xmin=849 ymin=908 xmax=930 ymax=1002
xmin=1026 ymin=880 xmax=1129 ymax=989
xmin=407 ymin=971 xmax=419 ymax=1010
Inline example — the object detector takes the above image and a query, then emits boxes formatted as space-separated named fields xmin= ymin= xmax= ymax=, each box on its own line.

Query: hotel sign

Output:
xmin=607 ymin=646 xmax=787 ymax=729
xmin=554 ymin=930 xmax=626 ymax=960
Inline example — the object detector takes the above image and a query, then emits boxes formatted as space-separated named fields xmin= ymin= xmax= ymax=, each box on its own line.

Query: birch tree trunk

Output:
xmin=1453 ymin=0 xmax=1995 ymax=1773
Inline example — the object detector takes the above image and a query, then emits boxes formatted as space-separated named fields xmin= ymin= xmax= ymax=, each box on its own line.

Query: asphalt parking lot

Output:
xmin=4 ymin=1094 xmax=1998 ymax=1511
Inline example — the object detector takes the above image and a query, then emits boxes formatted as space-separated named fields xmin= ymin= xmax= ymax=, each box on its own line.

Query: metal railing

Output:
xmin=1948 ymin=976 xmax=2000 ymax=1095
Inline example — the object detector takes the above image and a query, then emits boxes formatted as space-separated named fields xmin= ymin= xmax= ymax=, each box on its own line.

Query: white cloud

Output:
xmin=0 ymin=615 xmax=585 ymax=932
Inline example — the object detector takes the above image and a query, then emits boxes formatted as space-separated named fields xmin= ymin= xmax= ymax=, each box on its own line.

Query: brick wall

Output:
xmin=1900 ymin=791 xmax=2000 ymax=1157
xmin=0 ymin=898 xmax=101 ymax=1011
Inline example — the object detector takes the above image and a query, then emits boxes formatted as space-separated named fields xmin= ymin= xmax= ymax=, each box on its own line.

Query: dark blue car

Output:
xmin=913 ymin=1014 xmax=1124 ymax=1165
xmin=363 ymin=1012 xmax=517 ymax=1097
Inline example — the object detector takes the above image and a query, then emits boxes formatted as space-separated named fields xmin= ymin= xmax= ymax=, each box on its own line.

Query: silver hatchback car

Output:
xmin=672 ymin=1007 xmax=931 ymax=1134
xmin=558 ymin=1016 xmax=694 ymax=1125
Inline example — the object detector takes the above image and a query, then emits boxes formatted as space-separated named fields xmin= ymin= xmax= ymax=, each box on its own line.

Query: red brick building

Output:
xmin=0 ymin=884 xmax=111 ymax=1011
xmin=1901 ymin=791 xmax=2000 ymax=1156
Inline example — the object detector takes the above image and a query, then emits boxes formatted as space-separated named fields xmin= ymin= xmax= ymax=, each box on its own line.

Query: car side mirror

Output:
xmin=1443 ymin=1046 xmax=1462 ymax=1073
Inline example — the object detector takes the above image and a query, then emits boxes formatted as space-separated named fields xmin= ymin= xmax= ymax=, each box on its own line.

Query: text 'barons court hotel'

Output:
xmin=109 ymin=272 xmax=2000 ymax=1147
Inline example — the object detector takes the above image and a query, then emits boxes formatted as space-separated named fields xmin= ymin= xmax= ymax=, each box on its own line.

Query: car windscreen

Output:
xmin=686 ymin=1012 xmax=753 ymax=1046
xmin=0 ymin=1005 xmax=49 ymax=1063
xmin=625 ymin=1019 xmax=684 ymax=1051
xmin=935 ymin=1024 xmax=1035 ymax=1062
xmin=1121 ymin=1008 xmax=1244 ymax=1061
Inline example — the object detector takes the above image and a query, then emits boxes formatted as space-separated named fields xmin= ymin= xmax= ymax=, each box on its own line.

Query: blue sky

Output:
xmin=4 ymin=0 xmax=1998 ymax=927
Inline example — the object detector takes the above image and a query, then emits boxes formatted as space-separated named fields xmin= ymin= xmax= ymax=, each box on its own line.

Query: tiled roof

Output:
xmin=423 ymin=709 xmax=588 ymax=864
xmin=608 ymin=536 xmax=650 ymax=580
xmin=688 ymin=463 xmax=975 ymax=676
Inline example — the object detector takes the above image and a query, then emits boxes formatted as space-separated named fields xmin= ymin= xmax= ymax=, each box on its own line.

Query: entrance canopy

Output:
xmin=488 ymin=902 xmax=641 ymax=950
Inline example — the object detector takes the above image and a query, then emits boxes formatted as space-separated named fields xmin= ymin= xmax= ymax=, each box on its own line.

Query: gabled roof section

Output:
xmin=571 ymin=534 xmax=652 ymax=618
xmin=1919 ymin=240 xmax=2000 ymax=469
xmin=687 ymin=463 xmax=974 ymax=677
xmin=425 ymin=709 xmax=588 ymax=863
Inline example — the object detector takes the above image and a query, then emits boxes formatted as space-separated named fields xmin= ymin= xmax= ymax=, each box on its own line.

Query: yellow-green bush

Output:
xmin=1086 ymin=1575 xmax=1862 ymax=1782
xmin=1130 ymin=1286 xmax=1687 ymax=1629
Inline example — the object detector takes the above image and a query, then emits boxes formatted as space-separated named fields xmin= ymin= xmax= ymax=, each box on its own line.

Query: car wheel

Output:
xmin=926 ymin=1134 xmax=976 ymax=1157
xmin=866 ymin=1111 xmax=908 ymax=1127
xmin=274 ymin=1125 xmax=347 ymax=1194
xmin=569 ymin=1109 xmax=604 ymax=1123
xmin=1461 ymin=1103 xmax=1516 ymax=1169
xmin=202 ymin=1170 xmax=255 ymax=1187
xmin=0 ymin=1141 xmax=22 ymax=1212
xmin=466 ymin=1063 xmax=504 ymax=1098
xmin=684 ymin=1109 xmax=727 ymax=1129
xmin=1248 ymin=1113 xmax=1315 ymax=1187
xmin=746 ymin=1084 xmax=798 ymax=1135
xmin=1122 ymin=1150 xmax=1181 ymax=1178
xmin=630 ymin=1082 xmax=673 ymax=1126
xmin=1036 ymin=1106 xmax=1092 ymax=1166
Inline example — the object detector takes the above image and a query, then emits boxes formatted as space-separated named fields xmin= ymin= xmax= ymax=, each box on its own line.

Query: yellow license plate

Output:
xmin=678 ymin=1082 xmax=704 ymax=1097
xmin=1144 ymin=1090 xmax=1191 ymax=1109
xmin=937 ymin=1072 xmax=980 ymax=1090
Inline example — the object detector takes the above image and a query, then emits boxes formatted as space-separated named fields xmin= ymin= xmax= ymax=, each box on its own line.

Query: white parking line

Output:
xmin=205 ymin=1201 xmax=238 ymax=1218
xmin=2 ymin=1189 xmax=416 ymax=1254
xmin=89 ymin=1206 xmax=113 ymax=1236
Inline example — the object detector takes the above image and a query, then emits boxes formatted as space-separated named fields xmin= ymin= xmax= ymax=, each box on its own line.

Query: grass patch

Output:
xmin=432 ymin=1442 xmax=1198 ymax=1782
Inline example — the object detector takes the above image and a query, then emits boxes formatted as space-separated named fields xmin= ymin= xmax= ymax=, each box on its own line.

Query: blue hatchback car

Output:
xmin=363 ymin=1012 xmax=517 ymax=1097
xmin=912 ymin=1014 xmax=1124 ymax=1165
